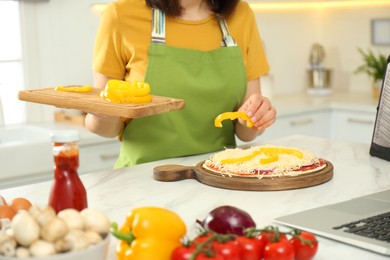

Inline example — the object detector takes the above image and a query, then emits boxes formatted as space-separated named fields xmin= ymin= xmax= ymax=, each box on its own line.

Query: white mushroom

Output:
xmin=81 ymin=208 xmax=110 ymax=235
xmin=58 ymin=208 xmax=84 ymax=230
xmin=40 ymin=216 xmax=68 ymax=242
xmin=84 ymin=231 xmax=103 ymax=245
xmin=11 ymin=211 xmax=40 ymax=247
xmin=0 ymin=233 xmax=17 ymax=256
xmin=15 ymin=247 xmax=31 ymax=258
xmin=29 ymin=205 xmax=56 ymax=227
xmin=29 ymin=240 xmax=56 ymax=257
xmin=54 ymin=238 xmax=72 ymax=253
xmin=62 ymin=229 xmax=90 ymax=251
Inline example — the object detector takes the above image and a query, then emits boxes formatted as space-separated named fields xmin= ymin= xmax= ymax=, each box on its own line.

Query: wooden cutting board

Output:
xmin=18 ymin=87 xmax=185 ymax=118
xmin=153 ymin=160 xmax=334 ymax=191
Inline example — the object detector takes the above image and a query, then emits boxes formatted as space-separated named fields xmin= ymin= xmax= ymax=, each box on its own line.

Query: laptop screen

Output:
xmin=370 ymin=55 xmax=390 ymax=161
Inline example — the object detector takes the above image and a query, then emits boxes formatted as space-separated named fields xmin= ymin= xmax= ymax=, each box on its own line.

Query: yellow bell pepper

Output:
xmin=55 ymin=85 xmax=93 ymax=92
xmin=111 ymin=207 xmax=187 ymax=260
xmin=220 ymin=147 xmax=303 ymax=164
xmin=100 ymin=79 xmax=152 ymax=104
xmin=214 ymin=111 xmax=254 ymax=128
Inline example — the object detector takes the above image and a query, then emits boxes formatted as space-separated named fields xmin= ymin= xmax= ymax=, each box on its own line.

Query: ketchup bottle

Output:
xmin=48 ymin=130 xmax=88 ymax=213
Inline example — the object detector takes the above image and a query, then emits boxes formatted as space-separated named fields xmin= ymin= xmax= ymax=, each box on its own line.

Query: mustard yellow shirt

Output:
xmin=93 ymin=0 xmax=270 ymax=82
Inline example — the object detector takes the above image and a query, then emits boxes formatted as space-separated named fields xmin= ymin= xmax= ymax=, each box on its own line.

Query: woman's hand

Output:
xmin=234 ymin=78 xmax=276 ymax=142
xmin=239 ymin=93 xmax=276 ymax=132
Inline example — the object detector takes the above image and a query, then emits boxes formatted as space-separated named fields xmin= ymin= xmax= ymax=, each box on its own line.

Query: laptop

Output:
xmin=275 ymin=56 xmax=390 ymax=256
xmin=274 ymin=190 xmax=390 ymax=255
xmin=369 ymin=54 xmax=390 ymax=161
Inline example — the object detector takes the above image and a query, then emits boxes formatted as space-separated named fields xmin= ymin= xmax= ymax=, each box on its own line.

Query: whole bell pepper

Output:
xmin=111 ymin=207 xmax=187 ymax=260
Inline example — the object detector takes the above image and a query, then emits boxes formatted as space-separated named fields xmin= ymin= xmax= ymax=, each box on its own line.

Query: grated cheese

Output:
xmin=204 ymin=145 xmax=322 ymax=177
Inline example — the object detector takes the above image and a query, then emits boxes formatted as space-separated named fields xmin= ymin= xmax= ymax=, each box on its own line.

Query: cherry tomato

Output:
xmin=196 ymin=252 xmax=225 ymax=260
xmin=192 ymin=233 xmax=218 ymax=251
xmin=236 ymin=236 xmax=264 ymax=260
xmin=258 ymin=231 xmax=288 ymax=244
xmin=171 ymin=244 xmax=195 ymax=260
xmin=289 ymin=231 xmax=318 ymax=260
xmin=264 ymin=239 xmax=295 ymax=260
xmin=215 ymin=239 xmax=242 ymax=260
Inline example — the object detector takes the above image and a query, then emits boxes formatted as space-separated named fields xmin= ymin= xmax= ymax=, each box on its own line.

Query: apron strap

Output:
xmin=152 ymin=8 xmax=166 ymax=44
xmin=151 ymin=9 xmax=236 ymax=47
xmin=217 ymin=15 xmax=237 ymax=47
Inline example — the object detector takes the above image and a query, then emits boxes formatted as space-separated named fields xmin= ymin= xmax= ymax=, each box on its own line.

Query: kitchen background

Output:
xmin=0 ymin=0 xmax=389 ymax=188
xmin=0 ymin=0 xmax=389 ymax=125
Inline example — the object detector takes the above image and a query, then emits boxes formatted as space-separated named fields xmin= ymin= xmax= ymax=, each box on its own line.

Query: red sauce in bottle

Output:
xmin=48 ymin=131 xmax=87 ymax=213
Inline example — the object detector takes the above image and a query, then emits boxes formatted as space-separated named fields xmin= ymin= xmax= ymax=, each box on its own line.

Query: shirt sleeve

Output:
xmin=93 ymin=4 xmax=127 ymax=79
xmin=245 ymin=9 xmax=270 ymax=80
xmin=231 ymin=2 xmax=270 ymax=81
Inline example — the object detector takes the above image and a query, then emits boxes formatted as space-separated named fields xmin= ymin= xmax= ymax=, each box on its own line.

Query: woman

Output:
xmin=85 ymin=0 xmax=276 ymax=168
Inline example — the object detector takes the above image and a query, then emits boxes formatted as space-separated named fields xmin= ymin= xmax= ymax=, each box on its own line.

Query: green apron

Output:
xmin=115 ymin=9 xmax=247 ymax=168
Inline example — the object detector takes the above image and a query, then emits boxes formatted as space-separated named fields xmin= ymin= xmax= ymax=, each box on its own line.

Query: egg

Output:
xmin=0 ymin=195 xmax=7 ymax=205
xmin=0 ymin=205 xmax=16 ymax=220
xmin=10 ymin=197 xmax=32 ymax=212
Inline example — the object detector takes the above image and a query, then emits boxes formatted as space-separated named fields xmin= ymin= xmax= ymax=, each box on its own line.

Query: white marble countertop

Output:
xmin=1 ymin=135 xmax=389 ymax=259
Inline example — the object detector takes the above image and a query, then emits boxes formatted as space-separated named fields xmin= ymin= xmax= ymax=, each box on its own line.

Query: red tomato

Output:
xmin=215 ymin=240 xmax=242 ymax=260
xmin=263 ymin=239 xmax=295 ymax=260
xmin=171 ymin=245 xmax=195 ymax=260
xmin=195 ymin=252 xmax=224 ymax=260
xmin=236 ymin=236 xmax=264 ymax=260
xmin=192 ymin=233 xmax=218 ymax=250
xmin=258 ymin=231 xmax=288 ymax=245
xmin=257 ymin=231 xmax=288 ymax=256
xmin=193 ymin=233 xmax=213 ymax=244
xmin=289 ymin=231 xmax=318 ymax=260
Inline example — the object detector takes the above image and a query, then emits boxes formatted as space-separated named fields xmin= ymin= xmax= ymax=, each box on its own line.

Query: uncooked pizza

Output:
xmin=203 ymin=145 xmax=327 ymax=178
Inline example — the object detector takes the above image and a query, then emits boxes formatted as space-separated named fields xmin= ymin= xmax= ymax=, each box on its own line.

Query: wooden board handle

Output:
xmin=153 ymin=165 xmax=197 ymax=182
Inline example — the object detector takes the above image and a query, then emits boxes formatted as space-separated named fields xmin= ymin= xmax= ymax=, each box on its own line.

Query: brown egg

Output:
xmin=9 ymin=197 xmax=32 ymax=212
xmin=0 ymin=195 xmax=7 ymax=205
xmin=0 ymin=205 xmax=16 ymax=220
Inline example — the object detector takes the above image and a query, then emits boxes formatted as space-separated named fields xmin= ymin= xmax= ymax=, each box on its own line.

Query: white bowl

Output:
xmin=0 ymin=235 xmax=110 ymax=260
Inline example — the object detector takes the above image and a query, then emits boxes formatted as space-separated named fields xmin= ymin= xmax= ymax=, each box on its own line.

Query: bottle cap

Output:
xmin=51 ymin=130 xmax=79 ymax=142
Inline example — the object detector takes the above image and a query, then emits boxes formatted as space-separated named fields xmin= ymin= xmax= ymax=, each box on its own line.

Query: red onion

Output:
xmin=197 ymin=205 xmax=256 ymax=235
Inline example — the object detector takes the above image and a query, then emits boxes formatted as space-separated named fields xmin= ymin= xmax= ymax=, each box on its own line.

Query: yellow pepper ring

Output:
xmin=214 ymin=111 xmax=254 ymax=128
xmin=55 ymin=85 xmax=93 ymax=92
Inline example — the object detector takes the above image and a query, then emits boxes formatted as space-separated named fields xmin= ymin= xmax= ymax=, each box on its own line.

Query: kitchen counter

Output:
xmin=1 ymin=135 xmax=389 ymax=260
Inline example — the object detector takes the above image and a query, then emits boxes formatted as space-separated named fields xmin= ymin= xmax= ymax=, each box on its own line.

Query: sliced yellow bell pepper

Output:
xmin=100 ymin=79 xmax=152 ymax=104
xmin=220 ymin=147 xmax=303 ymax=165
xmin=111 ymin=207 xmax=186 ymax=260
xmin=55 ymin=85 xmax=93 ymax=92
xmin=214 ymin=111 xmax=254 ymax=128
xmin=260 ymin=154 xmax=279 ymax=164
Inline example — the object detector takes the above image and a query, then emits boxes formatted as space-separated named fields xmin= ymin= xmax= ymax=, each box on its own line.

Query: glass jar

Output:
xmin=48 ymin=130 xmax=88 ymax=213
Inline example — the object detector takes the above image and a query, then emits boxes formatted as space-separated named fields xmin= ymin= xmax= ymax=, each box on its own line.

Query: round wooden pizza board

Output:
xmin=153 ymin=160 xmax=333 ymax=191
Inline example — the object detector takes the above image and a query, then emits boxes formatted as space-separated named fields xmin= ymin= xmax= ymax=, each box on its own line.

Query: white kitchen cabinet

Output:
xmin=0 ymin=132 xmax=121 ymax=189
xmin=237 ymin=107 xmax=377 ymax=146
xmin=331 ymin=110 xmax=376 ymax=144
xmin=237 ymin=109 xmax=331 ymax=146
xmin=79 ymin=140 xmax=121 ymax=174
xmin=270 ymin=110 xmax=331 ymax=139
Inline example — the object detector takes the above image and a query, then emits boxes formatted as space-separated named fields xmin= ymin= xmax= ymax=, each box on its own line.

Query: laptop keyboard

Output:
xmin=332 ymin=211 xmax=390 ymax=243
